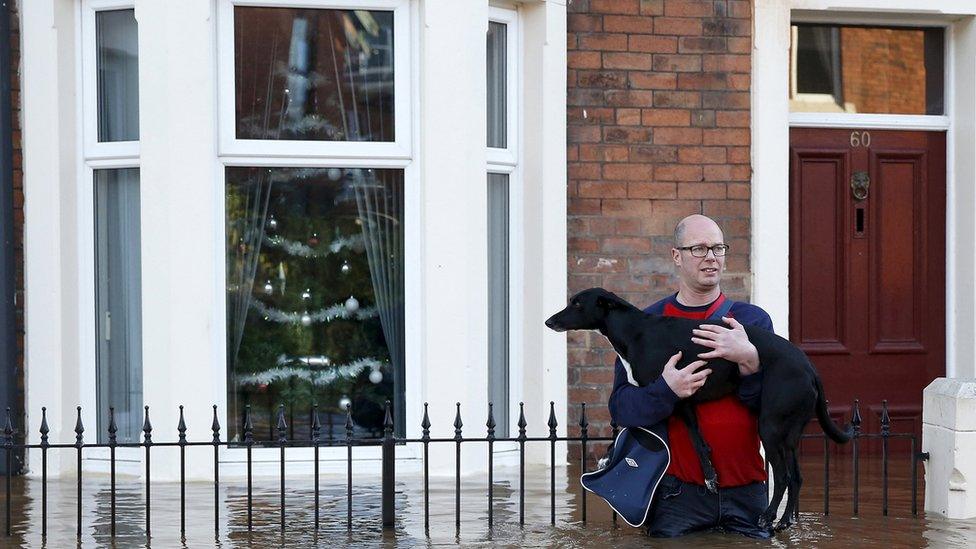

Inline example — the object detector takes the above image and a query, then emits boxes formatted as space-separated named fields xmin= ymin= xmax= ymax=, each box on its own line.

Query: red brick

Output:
xmin=629 ymin=34 xmax=677 ymax=52
xmin=641 ymin=108 xmax=690 ymax=126
xmin=603 ymin=52 xmax=654 ymax=70
xmin=727 ymin=182 xmax=751 ymax=199
xmin=728 ymin=73 xmax=750 ymax=90
xmin=615 ymin=217 xmax=644 ymax=234
xmin=568 ymin=14 xmax=604 ymax=33
xmin=702 ymin=199 xmax=750 ymax=217
xmin=568 ymin=33 xmax=578 ymax=50
xmin=603 ymin=126 xmax=653 ymax=143
xmin=579 ymin=367 xmax=616 ymax=385
xmin=690 ymin=109 xmax=716 ymax=127
xmin=678 ymin=36 xmax=727 ymax=53
xmin=569 ymin=162 xmax=602 ymax=179
xmin=653 ymin=90 xmax=700 ymax=108
xmin=702 ymin=164 xmax=733 ymax=181
xmin=640 ymin=0 xmax=665 ymax=16
xmin=603 ymin=163 xmax=654 ymax=181
xmin=678 ymin=146 xmax=726 ymax=164
xmin=591 ymin=0 xmax=640 ymax=15
xmin=603 ymin=237 xmax=653 ymax=254
xmin=568 ymin=125 xmax=602 ymax=143
xmin=579 ymin=144 xmax=630 ymax=162
xmin=702 ymin=54 xmax=751 ymax=72
xmin=656 ymin=164 xmax=703 ymax=181
xmin=702 ymin=18 xmax=751 ymax=37
xmin=677 ymin=182 xmax=727 ymax=199
xmin=568 ymin=88 xmax=605 ymax=106
xmin=577 ymin=70 xmax=628 ymax=89
xmin=569 ymin=237 xmax=602 ymax=254
xmin=629 ymin=72 xmax=677 ymax=89
xmin=666 ymin=1 xmax=719 ymax=17
xmin=716 ymin=110 xmax=749 ymax=127
xmin=605 ymin=89 xmax=655 ymax=107
xmin=602 ymin=199 xmax=655 ymax=216
xmin=703 ymin=128 xmax=749 ymax=146
xmin=728 ymin=37 xmax=751 ymax=53
xmin=677 ymin=72 xmax=728 ymax=90
xmin=653 ymin=127 xmax=702 ymax=145
xmin=616 ymin=108 xmax=642 ymax=125
xmin=702 ymin=91 xmax=750 ymax=109
xmin=652 ymin=17 xmax=701 ymax=36
xmin=727 ymin=146 xmax=750 ymax=163
xmin=604 ymin=15 xmax=655 ymax=34
xmin=568 ymin=198 xmax=602 ymax=215
xmin=569 ymin=50 xmax=603 ymax=69
xmin=652 ymin=53 xmax=701 ymax=72
xmin=579 ymin=33 xmax=630 ymax=51
xmin=628 ymin=182 xmax=677 ymax=198
xmin=569 ymin=107 xmax=616 ymax=124
xmin=579 ymin=181 xmax=628 ymax=198
xmin=630 ymin=144 xmax=678 ymax=162
xmin=730 ymin=1 xmax=752 ymax=18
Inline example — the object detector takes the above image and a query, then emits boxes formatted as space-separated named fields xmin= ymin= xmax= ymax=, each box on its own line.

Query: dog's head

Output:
xmin=545 ymin=287 xmax=629 ymax=332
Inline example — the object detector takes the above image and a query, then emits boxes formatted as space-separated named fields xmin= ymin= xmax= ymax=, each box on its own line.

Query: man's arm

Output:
xmin=607 ymin=357 xmax=679 ymax=429
xmin=734 ymin=309 xmax=773 ymax=411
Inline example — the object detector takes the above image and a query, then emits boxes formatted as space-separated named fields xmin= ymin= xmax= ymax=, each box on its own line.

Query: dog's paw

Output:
xmin=774 ymin=518 xmax=793 ymax=531
xmin=756 ymin=512 xmax=775 ymax=531
xmin=704 ymin=477 xmax=719 ymax=494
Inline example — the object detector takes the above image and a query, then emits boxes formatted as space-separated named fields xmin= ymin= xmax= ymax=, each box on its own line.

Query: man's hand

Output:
xmin=692 ymin=316 xmax=760 ymax=376
xmin=661 ymin=351 xmax=711 ymax=399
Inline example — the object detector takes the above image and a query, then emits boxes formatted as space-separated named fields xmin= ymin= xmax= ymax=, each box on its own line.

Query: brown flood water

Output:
xmin=1 ymin=454 xmax=974 ymax=548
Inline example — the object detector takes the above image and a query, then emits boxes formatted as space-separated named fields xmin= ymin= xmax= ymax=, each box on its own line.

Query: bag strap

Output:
xmin=707 ymin=294 xmax=734 ymax=320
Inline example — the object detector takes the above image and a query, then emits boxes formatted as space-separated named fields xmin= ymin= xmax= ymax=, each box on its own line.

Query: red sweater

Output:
xmin=662 ymin=300 xmax=767 ymax=487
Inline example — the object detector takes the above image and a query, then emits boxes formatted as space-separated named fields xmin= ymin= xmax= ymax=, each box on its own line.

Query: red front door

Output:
xmin=789 ymin=128 xmax=946 ymax=445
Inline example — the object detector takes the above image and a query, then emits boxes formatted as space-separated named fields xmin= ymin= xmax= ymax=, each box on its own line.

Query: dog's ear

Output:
xmin=596 ymin=295 xmax=618 ymax=311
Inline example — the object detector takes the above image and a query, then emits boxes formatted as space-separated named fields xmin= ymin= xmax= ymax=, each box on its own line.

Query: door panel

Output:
xmin=789 ymin=129 xmax=945 ymax=451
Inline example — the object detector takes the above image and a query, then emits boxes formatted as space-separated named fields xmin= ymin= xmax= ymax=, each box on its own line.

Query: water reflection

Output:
xmin=2 ymin=461 xmax=975 ymax=548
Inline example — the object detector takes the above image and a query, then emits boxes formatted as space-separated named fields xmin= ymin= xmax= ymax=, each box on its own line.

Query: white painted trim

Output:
xmin=788 ymin=113 xmax=951 ymax=130
xmin=216 ymin=0 xmax=412 ymax=160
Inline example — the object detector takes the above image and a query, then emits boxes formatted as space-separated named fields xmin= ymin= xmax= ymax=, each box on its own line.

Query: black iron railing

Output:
xmin=1 ymin=399 xmax=926 ymax=541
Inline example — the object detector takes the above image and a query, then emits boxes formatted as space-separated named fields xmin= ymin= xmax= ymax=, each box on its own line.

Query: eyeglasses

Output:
xmin=676 ymin=244 xmax=730 ymax=258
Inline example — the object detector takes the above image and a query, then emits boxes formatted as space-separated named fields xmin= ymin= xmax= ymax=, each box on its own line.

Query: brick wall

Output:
xmin=841 ymin=27 xmax=927 ymax=115
xmin=566 ymin=0 xmax=753 ymax=453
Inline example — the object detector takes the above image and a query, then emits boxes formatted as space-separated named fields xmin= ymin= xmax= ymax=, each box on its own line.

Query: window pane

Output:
xmin=226 ymin=167 xmax=405 ymax=441
xmin=487 ymin=21 xmax=507 ymax=148
xmin=95 ymin=168 xmax=142 ymax=443
xmin=790 ymin=25 xmax=944 ymax=115
xmin=96 ymin=9 xmax=139 ymax=142
xmin=487 ymin=173 xmax=509 ymax=436
xmin=234 ymin=7 xmax=395 ymax=142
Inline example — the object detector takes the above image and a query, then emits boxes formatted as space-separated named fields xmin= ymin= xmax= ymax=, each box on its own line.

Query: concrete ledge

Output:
xmin=924 ymin=378 xmax=976 ymax=519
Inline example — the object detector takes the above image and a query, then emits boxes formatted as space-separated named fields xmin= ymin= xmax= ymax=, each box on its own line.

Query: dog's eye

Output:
xmin=572 ymin=302 xmax=581 ymax=309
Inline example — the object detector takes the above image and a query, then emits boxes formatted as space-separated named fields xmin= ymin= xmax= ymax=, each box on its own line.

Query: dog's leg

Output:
xmin=776 ymin=445 xmax=803 ymax=531
xmin=757 ymin=431 xmax=790 ymax=531
xmin=675 ymin=404 xmax=719 ymax=493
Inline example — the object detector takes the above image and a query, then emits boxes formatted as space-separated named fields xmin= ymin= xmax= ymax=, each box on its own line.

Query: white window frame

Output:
xmin=216 ymin=0 xmax=412 ymax=161
xmin=78 ymin=0 xmax=143 ymax=466
xmin=487 ymin=5 xmax=523 ymax=448
xmin=214 ymin=0 xmax=420 ymax=470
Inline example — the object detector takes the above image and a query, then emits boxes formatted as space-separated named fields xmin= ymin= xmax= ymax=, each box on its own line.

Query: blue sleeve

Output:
xmin=737 ymin=371 xmax=763 ymax=412
xmin=608 ymin=357 xmax=680 ymax=428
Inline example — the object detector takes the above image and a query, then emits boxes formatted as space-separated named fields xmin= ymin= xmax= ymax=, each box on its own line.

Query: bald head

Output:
xmin=673 ymin=214 xmax=723 ymax=247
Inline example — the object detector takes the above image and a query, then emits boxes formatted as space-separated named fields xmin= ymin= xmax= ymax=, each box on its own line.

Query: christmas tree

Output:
xmin=226 ymin=166 xmax=401 ymax=441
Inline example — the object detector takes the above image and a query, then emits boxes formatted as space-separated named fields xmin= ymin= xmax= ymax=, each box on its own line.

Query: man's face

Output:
xmin=672 ymin=220 xmax=726 ymax=292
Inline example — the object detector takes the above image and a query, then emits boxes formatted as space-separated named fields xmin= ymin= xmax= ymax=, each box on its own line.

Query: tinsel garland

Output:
xmin=263 ymin=233 xmax=365 ymax=258
xmin=237 ymin=357 xmax=384 ymax=386
xmin=251 ymin=298 xmax=376 ymax=324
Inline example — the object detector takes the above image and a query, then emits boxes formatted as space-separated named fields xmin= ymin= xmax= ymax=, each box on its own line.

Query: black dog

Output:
xmin=545 ymin=287 xmax=851 ymax=531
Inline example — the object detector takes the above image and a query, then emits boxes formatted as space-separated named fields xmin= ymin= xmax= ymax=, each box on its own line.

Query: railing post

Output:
xmin=548 ymin=401 xmax=558 ymax=526
xmin=486 ymin=402 xmax=496 ymax=529
xmin=277 ymin=404 xmax=287 ymax=533
xmin=4 ymin=407 xmax=12 ymax=538
xmin=178 ymin=405 xmax=187 ymax=540
xmin=421 ymin=403 xmax=431 ymax=533
xmin=211 ymin=405 xmax=221 ymax=540
xmin=39 ymin=408 xmax=49 ymax=540
xmin=518 ymin=402 xmax=527 ymax=526
xmin=74 ymin=406 xmax=84 ymax=539
xmin=851 ymin=399 xmax=862 ymax=516
xmin=142 ymin=406 xmax=153 ymax=539
xmin=579 ymin=403 xmax=589 ymax=523
xmin=382 ymin=400 xmax=395 ymax=529
xmin=453 ymin=402 xmax=463 ymax=533
xmin=108 ymin=407 xmax=118 ymax=538
xmin=881 ymin=400 xmax=890 ymax=516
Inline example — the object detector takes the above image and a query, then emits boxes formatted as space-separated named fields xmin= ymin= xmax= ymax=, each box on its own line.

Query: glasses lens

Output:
xmin=714 ymin=244 xmax=729 ymax=257
xmin=690 ymin=245 xmax=707 ymax=257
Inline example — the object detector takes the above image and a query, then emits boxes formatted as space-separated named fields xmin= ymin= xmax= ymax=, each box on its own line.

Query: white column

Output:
xmin=418 ymin=0 xmax=490 ymax=473
xmin=135 ymin=0 xmax=220 ymax=480
xmin=21 ymin=0 xmax=79 ymax=476
xmin=520 ymin=0 xmax=567 ymax=466
xmin=750 ymin=0 xmax=791 ymax=334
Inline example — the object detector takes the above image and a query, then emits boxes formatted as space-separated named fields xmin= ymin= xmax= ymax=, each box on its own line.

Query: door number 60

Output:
xmin=850 ymin=131 xmax=871 ymax=148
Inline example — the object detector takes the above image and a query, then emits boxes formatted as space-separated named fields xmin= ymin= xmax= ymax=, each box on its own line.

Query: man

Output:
xmin=607 ymin=214 xmax=773 ymax=539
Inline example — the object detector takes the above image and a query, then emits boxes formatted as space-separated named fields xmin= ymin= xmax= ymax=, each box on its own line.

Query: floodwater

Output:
xmin=1 ymin=455 xmax=975 ymax=548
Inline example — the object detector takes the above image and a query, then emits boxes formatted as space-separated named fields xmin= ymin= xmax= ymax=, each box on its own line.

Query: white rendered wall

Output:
xmin=19 ymin=0 xmax=568 ymax=479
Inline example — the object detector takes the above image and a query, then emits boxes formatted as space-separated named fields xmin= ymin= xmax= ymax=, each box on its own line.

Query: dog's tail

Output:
xmin=814 ymin=373 xmax=853 ymax=443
